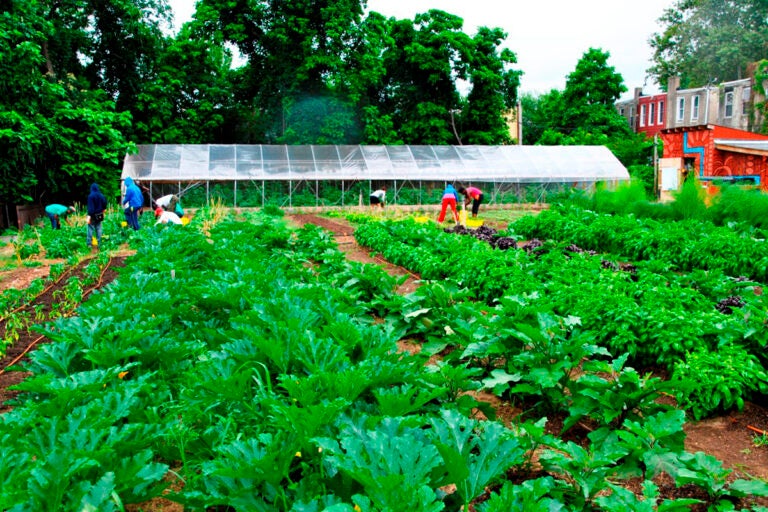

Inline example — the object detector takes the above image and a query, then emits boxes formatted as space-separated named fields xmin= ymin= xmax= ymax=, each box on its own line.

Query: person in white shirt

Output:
xmin=155 ymin=194 xmax=183 ymax=215
xmin=369 ymin=186 xmax=387 ymax=210
xmin=154 ymin=207 xmax=182 ymax=225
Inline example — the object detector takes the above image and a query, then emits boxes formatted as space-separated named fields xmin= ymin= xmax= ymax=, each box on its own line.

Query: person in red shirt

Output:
xmin=458 ymin=186 xmax=484 ymax=218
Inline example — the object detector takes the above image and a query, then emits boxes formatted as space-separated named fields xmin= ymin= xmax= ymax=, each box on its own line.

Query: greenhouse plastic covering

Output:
xmin=122 ymin=144 xmax=629 ymax=183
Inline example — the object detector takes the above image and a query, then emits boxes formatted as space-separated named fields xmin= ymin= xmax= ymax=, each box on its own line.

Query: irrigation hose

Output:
xmin=81 ymin=256 xmax=113 ymax=300
xmin=0 ymin=335 xmax=45 ymax=376
xmin=371 ymin=254 xmax=420 ymax=279
xmin=0 ymin=255 xmax=115 ymax=376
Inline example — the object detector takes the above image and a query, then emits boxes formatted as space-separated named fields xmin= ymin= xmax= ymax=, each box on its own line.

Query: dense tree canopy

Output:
xmin=523 ymin=49 xmax=654 ymax=170
xmin=0 ymin=0 xmax=134 ymax=205
xmin=3 ymin=0 xmax=669 ymax=208
xmin=649 ymin=0 xmax=768 ymax=89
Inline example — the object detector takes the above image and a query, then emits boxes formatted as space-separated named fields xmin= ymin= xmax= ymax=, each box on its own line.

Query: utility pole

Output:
xmin=653 ymin=133 xmax=659 ymax=200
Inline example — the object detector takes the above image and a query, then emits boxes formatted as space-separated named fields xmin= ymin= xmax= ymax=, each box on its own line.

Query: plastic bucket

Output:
xmin=466 ymin=218 xmax=484 ymax=227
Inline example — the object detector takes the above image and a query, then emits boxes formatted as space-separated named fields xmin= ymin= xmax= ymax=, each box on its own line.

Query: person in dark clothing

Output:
xmin=137 ymin=181 xmax=152 ymax=214
xmin=86 ymin=183 xmax=107 ymax=249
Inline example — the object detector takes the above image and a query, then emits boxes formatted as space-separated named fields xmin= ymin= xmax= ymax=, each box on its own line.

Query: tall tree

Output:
xmin=132 ymin=22 xmax=238 ymax=144
xmin=531 ymin=49 xmax=652 ymax=167
xmin=460 ymin=26 xmax=521 ymax=145
xmin=197 ymin=0 xmax=365 ymax=143
xmin=376 ymin=10 xmax=473 ymax=144
xmin=0 ymin=0 xmax=132 ymax=204
xmin=649 ymin=0 xmax=768 ymax=89
xmin=42 ymin=0 xmax=171 ymax=117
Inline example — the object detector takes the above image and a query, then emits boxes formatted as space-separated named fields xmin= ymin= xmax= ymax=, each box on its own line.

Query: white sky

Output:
xmin=167 ymin=0 xmax=674 ymax=100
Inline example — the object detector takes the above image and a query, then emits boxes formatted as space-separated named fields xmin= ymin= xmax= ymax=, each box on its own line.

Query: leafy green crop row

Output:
xmin=512 ymin=205 xmax=768 ymax=282
xmin=353 ymin=216 xmax=768 ymax=420
xmin=2 ymin=210 xmax=768 ymax=510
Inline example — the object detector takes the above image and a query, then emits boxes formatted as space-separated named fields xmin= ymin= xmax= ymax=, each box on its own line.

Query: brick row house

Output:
xmin=615 ymin=69 xmax=768 ymax=196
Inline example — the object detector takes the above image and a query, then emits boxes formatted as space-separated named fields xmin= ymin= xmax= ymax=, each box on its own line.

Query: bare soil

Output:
xmin=0 ymin=252 xmax=129 ymax=413
xmin=0 ymin=214 xmax=766 ymax=510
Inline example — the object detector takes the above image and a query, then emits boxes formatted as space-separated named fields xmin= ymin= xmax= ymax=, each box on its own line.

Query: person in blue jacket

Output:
xmin=86 ymin=183 xmax=107 ymax=248
xmin=122 ymin=177 xmax=143 ymax=230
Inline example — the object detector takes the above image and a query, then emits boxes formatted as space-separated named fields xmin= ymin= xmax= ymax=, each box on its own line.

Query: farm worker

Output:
xmin=458 ymin=186 xmax=484 ymax=218
xmin=136 ymin=180 xmax=152 ymax=214
xmin=437 ymin=184 xmax=460 ymax=223
xmin=156 ymin=194 xmax=185 ymax=217
xmin=44 ymin=204 xmax=76 ymax=230
xmin=154 ymin=207 xmax=182 ymax=225
xmin=86 ymin=183 xmax=107 ymax=249
xmin=122 ymin=177 xmax=143 ymax=230
xmin=370 ymin=186 xmax=387 ymax=210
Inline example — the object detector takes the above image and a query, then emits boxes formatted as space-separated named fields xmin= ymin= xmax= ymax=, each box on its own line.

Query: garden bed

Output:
xmin=1 ymin=212 xmax=767 ymax=510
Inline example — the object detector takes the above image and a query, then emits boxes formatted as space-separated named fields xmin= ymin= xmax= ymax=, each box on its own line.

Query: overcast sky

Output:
xmin=167 ymin=0 xmax=675 ymax=100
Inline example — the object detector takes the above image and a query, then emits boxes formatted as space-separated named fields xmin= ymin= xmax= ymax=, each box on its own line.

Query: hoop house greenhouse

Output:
xmin=121 ymin=144 xmax=630 ymax=208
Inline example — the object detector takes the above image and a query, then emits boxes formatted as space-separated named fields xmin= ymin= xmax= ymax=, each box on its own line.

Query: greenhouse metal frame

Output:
xmin=121 ymin=144 xmax=630 ymax=208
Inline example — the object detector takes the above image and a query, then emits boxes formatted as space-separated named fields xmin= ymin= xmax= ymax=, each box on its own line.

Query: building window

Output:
xmin=640 ymin=104 xmax=647 ymax=127
xmin=743 ymin=86 xmax=751 ymax=115
xmin=658 ymin=101 xmax=665 ymax=125
xmin=725 ymin=91 xmax=734 ymax=118
xmin=629 ymin=107 xmax=635 ymax=129
xmin=691 ymin=95 xmax=700 ymax=121
xmin=677 ymin=97 xmax=685 ymax=122
xmin=649 ymin=103 xmax=655 ymax=125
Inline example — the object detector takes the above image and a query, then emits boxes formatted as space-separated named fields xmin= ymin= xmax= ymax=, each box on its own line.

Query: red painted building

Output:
xmin=637 ymin=93 xmax=666 ymax=138
xmin=660 ymin=125 xmax=768 ymax=191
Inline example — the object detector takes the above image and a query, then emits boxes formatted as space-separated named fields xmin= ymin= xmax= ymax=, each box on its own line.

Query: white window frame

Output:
xmin=658 ymin=101 xmax=665 ymax=125
xmin=640 ymin=104 xmax=647 ymax=127
xmin=725 ymin=91 xmax=734 ymax=118
xmin=649 ymin=103 xmax=655 ymax=125
xmin=743 ymin=87 xmax=751 ymax=115
xmin=691 ymin=95 xmax=700 ymax=121
xmin=677 ymin=97 xmax=685 ymax=122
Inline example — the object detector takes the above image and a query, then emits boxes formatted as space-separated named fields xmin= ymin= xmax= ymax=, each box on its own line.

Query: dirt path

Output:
xmin=288 ymin=214 xmax=421 ymax=295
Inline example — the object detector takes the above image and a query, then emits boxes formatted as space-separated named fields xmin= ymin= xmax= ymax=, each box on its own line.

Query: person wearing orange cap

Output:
xmin=154 ymin=207 xmax=182 ymax=225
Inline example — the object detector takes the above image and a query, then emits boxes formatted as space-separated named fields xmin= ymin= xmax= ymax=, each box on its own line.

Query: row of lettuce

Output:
xmin=1 ymin=208 xmax=767 ymax=510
